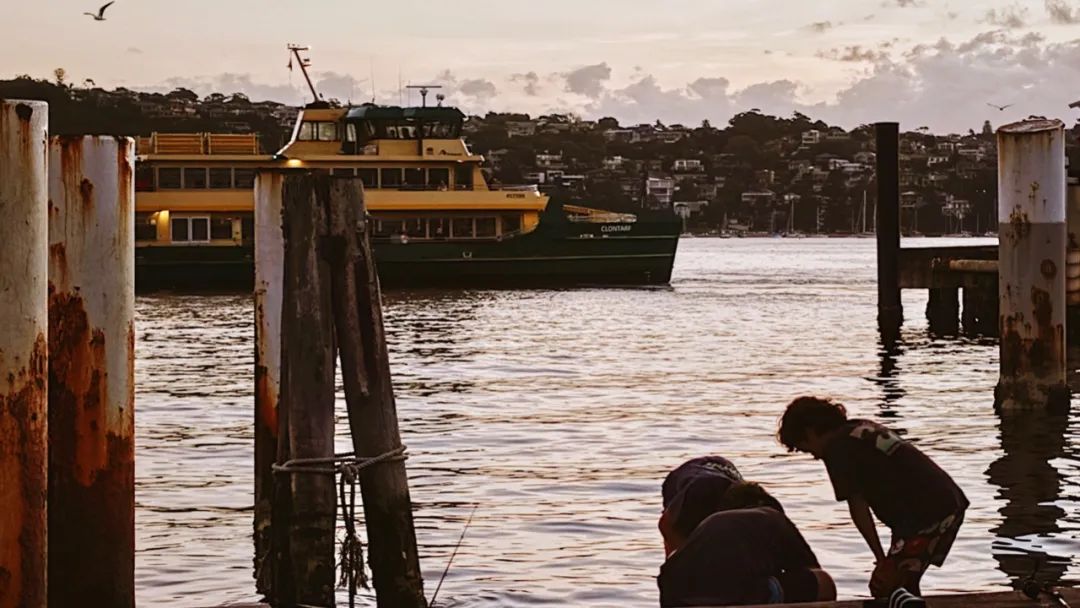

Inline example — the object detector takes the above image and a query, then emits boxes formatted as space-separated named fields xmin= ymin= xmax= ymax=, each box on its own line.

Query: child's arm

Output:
xmin=848 ymin=495 xmax=885 ymax=561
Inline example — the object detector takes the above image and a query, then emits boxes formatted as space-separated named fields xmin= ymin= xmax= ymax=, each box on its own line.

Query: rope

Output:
xmin=271 ymin=445 xmax=408 ymax=607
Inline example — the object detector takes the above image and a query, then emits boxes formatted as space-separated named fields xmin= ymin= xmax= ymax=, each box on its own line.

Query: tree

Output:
xmin=53 ymin=68 xmax=66 ymax=88
xmin=597 ymin=116 xmax=620 ymax=130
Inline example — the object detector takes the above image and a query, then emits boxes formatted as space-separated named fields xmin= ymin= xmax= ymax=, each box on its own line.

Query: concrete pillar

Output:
xmin=253 ymin=171 xmax=283 ymax=593
xmin=875 ymin=122 xmax=903 ymax=342
xmin=0 ymin=99 xmax=49 ymax=608
xmin=996 ymin=119 xmax=1069 ymax=410
xmin=46 ymin=136 xmax=136 ymax=607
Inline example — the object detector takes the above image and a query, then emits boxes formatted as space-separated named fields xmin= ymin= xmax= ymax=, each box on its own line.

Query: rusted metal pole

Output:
xmin=272 ymin=172 xmax=337 ymax=606
xmin=996 ymin=119 xmax=1069 ymax=410
xmin=46 ymin=136 xmax=135 ymax=608
xmin=0 ymin=99 xmax=49 ymax=608
xmin=253 ymin=171 xmax=284 ymax=594
xmin=327 ymin=178 xmax=427 ymax=607
xmin=875 ymin=122 xmax=903 ymax=343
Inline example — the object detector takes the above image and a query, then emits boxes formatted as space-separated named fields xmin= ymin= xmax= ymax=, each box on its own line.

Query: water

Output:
xmin=134 ymin=237 xmax=1080 ymax=607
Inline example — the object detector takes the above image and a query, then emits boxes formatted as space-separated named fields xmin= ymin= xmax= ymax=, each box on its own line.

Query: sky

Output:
xmin=4 ymin=0 xmax=1080 ymax=132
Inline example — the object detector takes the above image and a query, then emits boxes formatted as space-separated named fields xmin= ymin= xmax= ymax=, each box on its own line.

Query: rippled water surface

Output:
xmin=134 ymin=237 xmax=1080 ymax=607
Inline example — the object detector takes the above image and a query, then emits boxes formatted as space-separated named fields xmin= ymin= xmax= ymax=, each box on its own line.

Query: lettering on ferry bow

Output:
xmin=601 ymin=224 xmax=632 ymax=233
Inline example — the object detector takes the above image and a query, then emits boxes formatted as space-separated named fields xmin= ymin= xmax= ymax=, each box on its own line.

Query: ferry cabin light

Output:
xmin=286 ymin=159 xmax=304 ymax=168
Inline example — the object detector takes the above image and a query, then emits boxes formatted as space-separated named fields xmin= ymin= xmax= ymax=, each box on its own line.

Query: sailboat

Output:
xmin=854 ymin=191 xmax=874 ymax=237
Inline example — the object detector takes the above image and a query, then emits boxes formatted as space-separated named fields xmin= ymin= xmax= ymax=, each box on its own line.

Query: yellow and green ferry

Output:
xmin=134 ymin=102 xmax=680 ymax=289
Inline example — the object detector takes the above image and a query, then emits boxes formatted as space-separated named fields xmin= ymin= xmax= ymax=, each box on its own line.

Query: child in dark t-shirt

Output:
xmin=778 ymin=396 xmax=969 ymax=597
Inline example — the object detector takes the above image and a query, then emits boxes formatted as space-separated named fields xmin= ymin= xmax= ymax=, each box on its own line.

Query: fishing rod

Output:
xmin=428 ymin=504 xmax=479 ymax=608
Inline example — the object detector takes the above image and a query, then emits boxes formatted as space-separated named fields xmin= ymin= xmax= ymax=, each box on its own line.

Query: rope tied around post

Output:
xmin=272 ymin=445 xmax=408 ymax=606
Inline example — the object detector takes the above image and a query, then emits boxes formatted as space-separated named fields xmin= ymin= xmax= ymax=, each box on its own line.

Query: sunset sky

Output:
xmin=5 ymin=0 xmax=1080 ymax=131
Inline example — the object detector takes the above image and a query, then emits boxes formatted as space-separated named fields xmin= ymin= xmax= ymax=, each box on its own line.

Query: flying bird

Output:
xmin=987 ymin=102 xmax=1013 ymax=111
xmin=84 ymin=1 xmax=114 ymax=21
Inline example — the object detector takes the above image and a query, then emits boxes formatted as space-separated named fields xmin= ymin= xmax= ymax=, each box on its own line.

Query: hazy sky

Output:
xmin=5 ymin=0 xmax=1080 ymax=131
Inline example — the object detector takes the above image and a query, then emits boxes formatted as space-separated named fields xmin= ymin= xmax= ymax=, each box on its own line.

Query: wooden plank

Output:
xmin=738 ymin=588 xmax=1080 ymax=608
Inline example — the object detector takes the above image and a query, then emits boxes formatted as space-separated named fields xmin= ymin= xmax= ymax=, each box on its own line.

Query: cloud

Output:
xmin=126 ymin=47 xmax=143 ymax=55
xmin=807 ymin=21 xmax=836 ymax=33
xmin=817 ymin=45 xmax=890 ymax=62
xmin=983 ymin=4 xmax=1029 ymax=28
xmin=511 ymin=71 xmax=541 ymax=96
xmin=563 ymin=63 xmax=612 ymax=98
xmin=313 ymin=71 xmax=367 ymax=102
xmin=890 ymin=0 xmax=920 ymax=6
xmin=458 ymin=78 xmax=498 ymax=99
xmin=1046 ymin=0 xmax=1079 ymax=23
xmin=157 ymin=73 xmax=304 ymax=104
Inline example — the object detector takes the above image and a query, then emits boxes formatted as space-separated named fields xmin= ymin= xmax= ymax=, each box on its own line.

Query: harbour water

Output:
xmin=133 ymin=237 xmax=1080 ymax=607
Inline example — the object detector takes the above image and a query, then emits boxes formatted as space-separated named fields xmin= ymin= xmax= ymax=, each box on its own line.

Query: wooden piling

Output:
xmin=0 ymin=98 xmax=48 ymax=608
xmin=875 ymin=122 xmax=902 ymax=343
xmin=995 ymin=120 xmax=1069 ymax=410
xmin=46 ymin=136 xmax=136 ymax=608
xmin=253 ymin=171 xmax=284 ymax=594
xmin=963 ymin=281 xmax=999 ymax=337
xmin=327 ymin=178 xmax=427 ymax=608
xmin=272 ymin=173 xmax=337 ymax=606
xmin=926 ymin=287 xmax=959 ymax=336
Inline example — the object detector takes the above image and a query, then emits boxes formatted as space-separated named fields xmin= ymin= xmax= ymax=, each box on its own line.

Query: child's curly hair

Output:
xmin=777 ymin=396 xmax=848 ymax=451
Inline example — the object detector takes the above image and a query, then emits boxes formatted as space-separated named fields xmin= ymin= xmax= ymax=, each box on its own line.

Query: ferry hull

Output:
xmin=134 ymin=215 xmax=679 ymax=291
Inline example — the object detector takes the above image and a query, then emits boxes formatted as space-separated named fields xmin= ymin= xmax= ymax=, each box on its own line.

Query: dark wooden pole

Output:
xmin=875 ymin=122 xmax=903 ymax=342
xmin=327 ymin=178 xmax=427 ymax=608
xmin=926 ymin=287 xmax=959 ymax=336
xmin=272 ymin=172 xmax=337 ymax=606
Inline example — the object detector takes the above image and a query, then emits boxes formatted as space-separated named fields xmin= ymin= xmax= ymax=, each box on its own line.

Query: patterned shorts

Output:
xmin=887 ymin=510 xmax=965 ymax=573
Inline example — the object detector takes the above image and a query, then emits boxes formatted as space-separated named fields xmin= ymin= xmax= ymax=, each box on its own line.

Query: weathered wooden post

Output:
xmin=272 ymin=172 xmax=337 ymax=606
xmin=327 ymin=178 xmax=427 ymax=607
xmin=1066 ymin=182 xmax=1080 ymax=346
xmin=996 ymin=119 xmax=1069 ymax=410
xmin=0 ymin=99 xmax=49 ymax=608
xmin=876 ymin=122 xmax=903 ymax=343
xmin=927 ymin=288 xmax=959 ymax=336
xmin=253 ymin=170 xmax=284 ymax=593
xmin=46 ymin=136 xmax=136 ymax=608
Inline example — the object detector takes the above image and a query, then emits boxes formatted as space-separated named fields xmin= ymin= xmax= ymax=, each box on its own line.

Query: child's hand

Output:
xmin=869 ymin=559 xmax=903 ymax=598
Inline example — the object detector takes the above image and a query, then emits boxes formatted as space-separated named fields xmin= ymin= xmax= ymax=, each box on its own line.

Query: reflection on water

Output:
xmin=133 ymin=238 xmax=1080 ymax=607
xmin=987 ymin=408 xmax=1072 ymax=587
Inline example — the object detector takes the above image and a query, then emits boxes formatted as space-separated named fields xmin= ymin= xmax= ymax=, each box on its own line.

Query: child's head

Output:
xmin=778 ymin=396 xmax=848 ymax=458
xmin=718 ymin=481 xmax=784 ymax=513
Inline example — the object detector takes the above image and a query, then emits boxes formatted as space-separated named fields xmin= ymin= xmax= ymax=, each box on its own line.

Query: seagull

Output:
xmin=987 ymin=102 xmax=1013 ymax=111
xmin=84 ymin=1 xmax=114 ymax=21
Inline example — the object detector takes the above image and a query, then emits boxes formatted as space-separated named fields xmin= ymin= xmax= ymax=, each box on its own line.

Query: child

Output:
xmin=658 ymin=456 xmax=744 ymax=556
xmin=778 ymin=396 xmax=968 ymax=597
xmin=658 ymin=480 xmax=837 ymax=606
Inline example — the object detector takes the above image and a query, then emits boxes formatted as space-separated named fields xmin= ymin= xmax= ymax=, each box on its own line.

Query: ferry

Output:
xmin=133 ymin=56 xmax=680 ymax=289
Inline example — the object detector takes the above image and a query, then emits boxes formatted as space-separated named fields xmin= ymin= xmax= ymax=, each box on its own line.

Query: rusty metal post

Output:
xmin=253 ymin=170 xmax=284 ymax=594
xmin=46 ymin=136 xmax=135 ymax=608
xmin=875 ymin=122 xmax=903 ymax=343
xmin=996 ymin=119 xmax=1069 ymax=410
xmin=0 ymin=99 xmax=48 ymax=608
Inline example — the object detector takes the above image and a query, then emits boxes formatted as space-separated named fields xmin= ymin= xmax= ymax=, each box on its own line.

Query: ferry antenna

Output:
xmin=405 ymin=84 xmax=443 ymax=108
xmin=287 ymin=44 xmax=320 ymax=104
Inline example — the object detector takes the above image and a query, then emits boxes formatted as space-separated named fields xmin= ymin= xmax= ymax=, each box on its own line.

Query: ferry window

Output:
xmin=158 ymin=167 xmax=182 ymax=189
xmin=385 ymin=125 xmax=399 ymax=139
xmin=455 ymin=165 xmax=473 ymax=190
xmin=298 ymin=122 xmax=316 ymax=141
xmin=357 ymin=168 xmax=378 ymax=189
xmin=234 ymin=169 xmax=256 ymax=189
xmin=403 ymin=168 xmax=424 ymax=187
xmin=184 ymin=168 xmax=207 ymax=189
xmin=135 ymin=213 xmax=157 ymax=241
xmin=345 ymin=124 xmax=357 ymax=143
xmin=502 ymin=214 xmax=521 ymax=234
xmin=171 ymin=217 xmax=210 ymax=243
xmin=451 ymin=218 xmax=473 ymax=238
xmin=135 ymin=165 xmax=155 ymax=191
xmin=429 ymin=218 xmax=448 ymax=239
xmin=476 ymin=217 xmax=497 ymax=238
xmin=210 ymin=218 xmax=233 ymax=240
xmin=403 ymin=219 xmax=426 ymax=238
xmin=381 ymin=168 xmax=403 ymax=188
xmin=317 ymin=122 xmax=338 ymax=141
xmin=428 ymin=168 xmax=450 ymax=189
xmin=400 ymin=125 xmax=416 ymax=139
xmin=374 ymin=219 xmax=403 ymax=238
xmin=209 ymin=168 xmax=232 ymax=189
xmin=331 ymin=168 xmax=355 ymax=177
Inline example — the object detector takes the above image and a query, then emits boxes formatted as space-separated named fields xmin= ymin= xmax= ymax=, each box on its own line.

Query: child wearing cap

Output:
xmin=658 ymin=456 xmax=744 ymax=556
xmin=778 ymin=396 xmax=968 ymax=598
